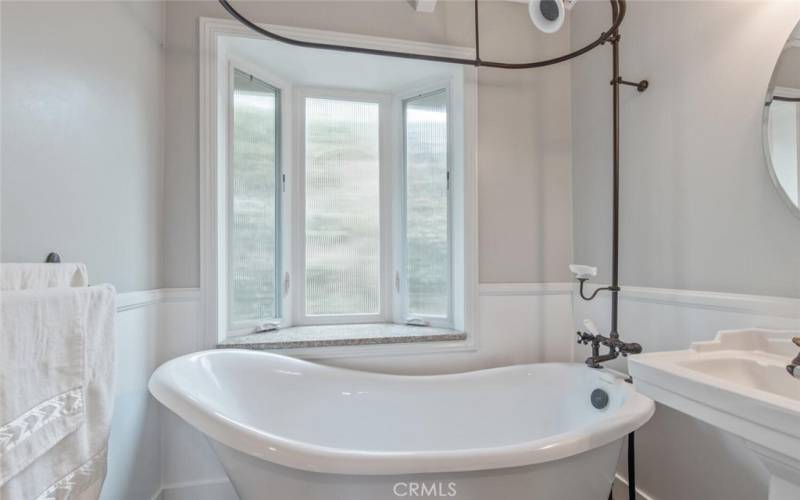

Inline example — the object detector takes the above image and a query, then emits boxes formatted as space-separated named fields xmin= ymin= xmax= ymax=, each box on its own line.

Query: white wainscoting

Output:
xmin=102 ymin=289 xmax=201 ymax=500
xmin=106 ymin=284 xmax=800 ymax=500
xmin=127 ymin=283 xmax=576 ymax=499
xmin=154 ymin=283 xmax=576 ymax=499
xmin=573 ymin=285 xmax=800 ymax=500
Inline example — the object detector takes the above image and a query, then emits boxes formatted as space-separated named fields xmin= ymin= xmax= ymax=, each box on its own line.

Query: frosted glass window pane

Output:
xmin=230 ymin=70 xmax=280 ymax=326
xmin=304 ymin=98 xmax=381 ymax=316
xmin=405 ymin=90 xmax=449 ymax=317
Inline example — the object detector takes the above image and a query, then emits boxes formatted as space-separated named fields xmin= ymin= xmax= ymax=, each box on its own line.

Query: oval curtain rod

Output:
xmin=217 ymin=0 xmax=626 ymax=70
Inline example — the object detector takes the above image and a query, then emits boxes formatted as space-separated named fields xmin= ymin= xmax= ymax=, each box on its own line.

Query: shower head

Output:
xmin=528 ymin=0 xmax=577 ymax=34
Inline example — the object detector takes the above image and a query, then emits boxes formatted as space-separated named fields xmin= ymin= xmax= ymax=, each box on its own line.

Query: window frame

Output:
xmin=397 ymin=82 xmax=454 ymax=328
xmin=224 ymin=57 xmax=293 ymax=336
xmin=201 ymin=19 xmax=479 ymax=352
xmin=292 ymin=88 xmax=394 ymax=326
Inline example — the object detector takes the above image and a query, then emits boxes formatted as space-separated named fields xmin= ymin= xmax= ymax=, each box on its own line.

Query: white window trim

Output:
xmin=223 ymin=55 xmax=294 ymax=336
xmin=293 ymin=88 xmax=393 ymax=325
xmin=199 ymin=17 xmax=479 ymax=357
xmin=395 ymin=80 xmax=455 ymax=329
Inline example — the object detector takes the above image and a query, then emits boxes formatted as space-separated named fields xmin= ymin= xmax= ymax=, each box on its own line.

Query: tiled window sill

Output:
xmin=217 ymin=323 xmax=466 ymax=350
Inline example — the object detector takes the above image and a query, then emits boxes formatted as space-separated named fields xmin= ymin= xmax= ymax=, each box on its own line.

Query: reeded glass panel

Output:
xmin=405 ymin=90 xmax=449 ymax=318
xmin=230 ymin=69 xmax=280 ymax=327
xmin=304 ymin=97 xmax=381 ymax=316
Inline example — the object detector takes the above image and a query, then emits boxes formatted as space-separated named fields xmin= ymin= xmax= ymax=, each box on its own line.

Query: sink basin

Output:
xmin=678 ymin=356 xmax=798 ymax=400
xmin=629 ymin=329 xmax=800 ymax=500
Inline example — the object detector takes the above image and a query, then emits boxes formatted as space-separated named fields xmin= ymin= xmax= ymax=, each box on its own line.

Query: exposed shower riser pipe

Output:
xmin=611 ymin=32 xmax=621 ymax=339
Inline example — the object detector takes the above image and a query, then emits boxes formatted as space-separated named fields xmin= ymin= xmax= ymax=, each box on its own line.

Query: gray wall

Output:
xmin=775 ymin=46 xmax=800 ymax=89
xmin=572 ymin=0 xmax=800 ymax=298
xmin=163 ymin=0 xmax=574 ymax=287
xmin=1 ymin=1 xmax=166 ymax=292
xmin=572 ymin=2 xmax=800 ymax=500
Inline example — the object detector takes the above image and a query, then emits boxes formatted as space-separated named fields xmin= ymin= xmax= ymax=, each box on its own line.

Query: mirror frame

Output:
xmin=763 ymin=22 xmax=800 ymax=220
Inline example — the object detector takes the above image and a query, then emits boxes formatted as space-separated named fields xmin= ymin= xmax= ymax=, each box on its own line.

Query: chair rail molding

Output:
xmin=116 ymin=288 xmax=201 ymax=312
xmin=478 ymin=282 xmax=575 ymax=296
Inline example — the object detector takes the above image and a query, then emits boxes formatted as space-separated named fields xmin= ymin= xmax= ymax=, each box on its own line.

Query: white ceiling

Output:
xmin=221 ymin=36 xmax=462 ymax=93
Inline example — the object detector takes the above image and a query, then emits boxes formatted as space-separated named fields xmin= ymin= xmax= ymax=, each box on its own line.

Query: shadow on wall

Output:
xmin=104 ymin=394 xmax=161 ymax=500
xmin=628 ymin=404 xmax=769 ymax=500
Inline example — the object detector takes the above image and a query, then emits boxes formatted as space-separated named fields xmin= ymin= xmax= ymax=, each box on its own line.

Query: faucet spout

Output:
xmin=577 ymin=329 xmax=643 ymax=369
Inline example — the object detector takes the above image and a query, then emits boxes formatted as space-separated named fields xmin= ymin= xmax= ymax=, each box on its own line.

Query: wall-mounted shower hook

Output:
xmin=613 ymin=76 xmax=649 ymax=92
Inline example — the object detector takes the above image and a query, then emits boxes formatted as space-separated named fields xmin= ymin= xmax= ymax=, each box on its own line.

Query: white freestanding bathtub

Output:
xmin=149 ymin=350 xmax=653 ymax=500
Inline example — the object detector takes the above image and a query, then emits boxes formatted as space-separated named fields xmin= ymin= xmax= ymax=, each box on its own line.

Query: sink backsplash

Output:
xmin=690 ymin=328 xmax=799 ymax=357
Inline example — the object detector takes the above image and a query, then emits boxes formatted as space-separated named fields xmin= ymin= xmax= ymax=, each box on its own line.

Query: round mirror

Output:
xmin=765 ymin=21 xmax=800 ymax=218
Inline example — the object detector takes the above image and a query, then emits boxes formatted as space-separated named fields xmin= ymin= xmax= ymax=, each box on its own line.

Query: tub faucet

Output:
xmin=577 ymin=319 xmax=642 ymax=369
xmin=786 ymin=337 xmax=800 ymax=378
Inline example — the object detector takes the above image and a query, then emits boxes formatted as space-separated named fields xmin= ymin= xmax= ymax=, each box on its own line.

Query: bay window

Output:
xmin=202 ymin=23 xmax=477 ymax=350
xmin=226 ymin=69 xmax=457 ymax=335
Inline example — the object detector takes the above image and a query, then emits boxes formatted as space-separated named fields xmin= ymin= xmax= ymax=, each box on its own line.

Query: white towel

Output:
xmin=0 ymin=285 xmax=116 ymax=500
xmin=0 ymin=264 xmax=89 ymax=291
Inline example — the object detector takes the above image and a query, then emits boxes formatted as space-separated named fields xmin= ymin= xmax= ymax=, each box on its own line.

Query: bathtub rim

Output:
xmin=148 ymin=349 xmax=654 ymax=475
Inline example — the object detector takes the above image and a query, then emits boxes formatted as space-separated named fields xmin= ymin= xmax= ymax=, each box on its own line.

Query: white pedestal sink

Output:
xmin=628 ymin=329 xmax=800 ymax=500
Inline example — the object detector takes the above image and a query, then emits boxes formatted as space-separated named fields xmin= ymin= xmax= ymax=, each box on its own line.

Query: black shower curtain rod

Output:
xmin=217 ymin=0 xmax=627 ymax=70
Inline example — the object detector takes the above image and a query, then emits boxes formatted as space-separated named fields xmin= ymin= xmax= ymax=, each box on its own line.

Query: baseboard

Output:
xmin=159 ymin=478 xmax=237 ymax=500
xmin=154 ymin=473 xmax=646 ymax=500
xmin=156 ymin=475 xmax=639 ymax=500
xmin=613 ymin=473 xmax=656 ymax=500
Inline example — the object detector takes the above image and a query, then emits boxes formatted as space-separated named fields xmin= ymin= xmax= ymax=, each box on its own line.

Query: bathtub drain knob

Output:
xmin=590 ymin=388 xmax=609 ymax=410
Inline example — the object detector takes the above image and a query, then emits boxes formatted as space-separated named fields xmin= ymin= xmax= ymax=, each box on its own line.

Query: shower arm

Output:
xmin=574 ymin=25 xmax=648 ymax=379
